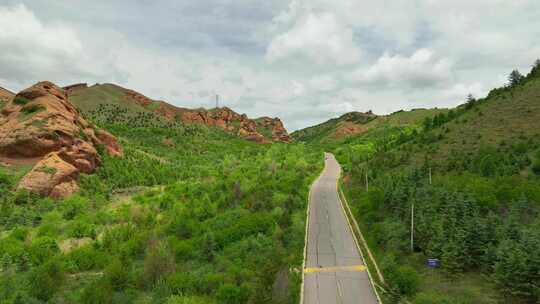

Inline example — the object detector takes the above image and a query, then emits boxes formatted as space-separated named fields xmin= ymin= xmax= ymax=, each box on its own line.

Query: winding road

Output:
xmin=303 ymin=153 xmax=379 ymax=304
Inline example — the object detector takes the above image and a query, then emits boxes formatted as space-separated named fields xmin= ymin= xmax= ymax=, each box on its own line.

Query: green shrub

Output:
xmin=81 ymin=278 xmax=113 ymax=304
xmin=533 ymin=149 xmax=540 ymax=175
xmin=66 ymin=217 xmax=97 ymax=238
xmin=216 ymin=284 xmax=248 ymax=304
xmin=29 ymin=260 xmax=64 ymax=301
xmin=142 ymin=241 xmax=175 ymax=288
xmin=105 ymin=258 xmax=131 ymax=290
xmin=64 ymin=245 xmax=107 ymax=272
xmin=166 ymin=295 xmax=211 ymax=304
xmin=28 ymin=236 xmax=59 ymax=266
xmin=384 ymin=262 xmax=420 ymax=296
xmin=166 ymin=272 xmax=199 ymax=295
xmin=13 ymin=96 xmax=30 ymax=105
xmin=413 ymin=292 xmax=458 ymax=304
xmin=20 ymin=104 xmax=45 ymax=115
xmin=60 ymin=195 xmax=89 ymax=220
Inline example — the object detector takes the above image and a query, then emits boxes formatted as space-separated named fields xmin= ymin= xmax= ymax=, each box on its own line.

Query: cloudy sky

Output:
xmin=1 ymin=1 xmax=539 ymax=130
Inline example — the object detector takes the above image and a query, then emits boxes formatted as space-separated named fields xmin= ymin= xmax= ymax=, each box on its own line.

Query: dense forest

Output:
xmin=331 ymin=60 xmax=540 ymax=303
xmin=0 ymin=116 xmax=322 ymax=303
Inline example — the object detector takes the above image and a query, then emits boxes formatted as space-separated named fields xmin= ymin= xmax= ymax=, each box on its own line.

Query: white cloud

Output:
xmin=439 ymin=82 xmax=486 ymax=106
xmin=2 ymin=0 xmax=540 ymax=132
xmin=0 ymin=4 xmax=85 ymax=88
xmin=266 ymin=11 xmax=361 ymax=66
xmin=309 ymin=75 xmax=337 ymax=92
xmin=350 ymin=49 xmax=453 ymax=89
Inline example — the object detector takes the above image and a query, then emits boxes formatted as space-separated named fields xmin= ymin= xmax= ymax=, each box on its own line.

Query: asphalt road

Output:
xmin=303 ymin=153 xmax=379 ymax=304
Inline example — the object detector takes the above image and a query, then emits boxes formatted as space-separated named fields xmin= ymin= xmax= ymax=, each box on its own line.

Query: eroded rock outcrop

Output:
xmin=65 ymin=82 xmax=292 ymax=143
xmin=0 ymin=87 xmax=14 ymax=104
xmin=0 ymin=81 xmax=122 ymax=198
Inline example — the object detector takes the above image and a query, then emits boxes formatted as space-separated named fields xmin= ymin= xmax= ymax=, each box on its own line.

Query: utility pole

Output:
xmin=215 ymin=94 xmax=219 ymax=109
xmin=411 ymin=201 xmax=414 ymax=252
xmin=429 ymin=167 xmax=432 ymax=185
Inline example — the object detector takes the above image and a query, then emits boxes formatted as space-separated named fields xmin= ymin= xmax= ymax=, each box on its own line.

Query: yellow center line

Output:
xmin=304 ymin=265 xmax=367 ymax=273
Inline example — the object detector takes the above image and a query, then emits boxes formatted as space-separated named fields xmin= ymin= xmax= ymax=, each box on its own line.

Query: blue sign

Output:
xmin=426 ymin=258 xmax=440 ymax=268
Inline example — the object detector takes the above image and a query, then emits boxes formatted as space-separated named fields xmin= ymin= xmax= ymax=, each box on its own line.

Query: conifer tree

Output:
xmin=508 ymin=69 xmax=525 ymax=86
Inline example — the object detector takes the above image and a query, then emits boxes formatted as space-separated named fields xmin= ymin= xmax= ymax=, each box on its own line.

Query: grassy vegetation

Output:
xmin=255 ymin=119 xmax=274 ymax=139
xmin=329 ymin=62 xmax=540 ymax=303
xmin=13 ymin=96 xmax=30 ymax=106
xmin=69 ymin=83 xmax=145 ymax=115
xmin=0 ymin=111 xmax=323 ymax=303
xmin=291 ymin=109 xmax=446 ymax=144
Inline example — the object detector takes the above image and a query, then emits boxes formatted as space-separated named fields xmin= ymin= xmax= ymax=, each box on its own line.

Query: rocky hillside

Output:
xmin=292 ymin=111 xmax=377 ymax=142
xmin=67 ymin=83 xmax=290 ymax=143
xmin=0 ymin=86 xmax=14 ymax=104
xmin=292 ymin=108 xmax=446 ymax=143
xmin=0 ymin=81 xmax=122 ymax=198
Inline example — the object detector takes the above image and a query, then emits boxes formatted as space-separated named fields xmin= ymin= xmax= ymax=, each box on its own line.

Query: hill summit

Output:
xmin=66 ymin=83 xmax=291 ymax=144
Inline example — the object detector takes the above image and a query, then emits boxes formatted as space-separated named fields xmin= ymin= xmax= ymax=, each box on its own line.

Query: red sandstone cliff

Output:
xmin=0 ymin=81 xmax=122 ymax=198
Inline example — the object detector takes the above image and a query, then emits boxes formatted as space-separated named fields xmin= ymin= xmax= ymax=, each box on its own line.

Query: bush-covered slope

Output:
xmin=332 ymin=61 xmax=540 ymax=303
xmin=292 ymin=108 xmax=446 ymax=144
xmin=0 ymin=89 xmax=322 ymax=303
xmin=2 ymin=81 xmax=308 ymax=303
xmin=69 ymin=83 xmax=291 ymax=143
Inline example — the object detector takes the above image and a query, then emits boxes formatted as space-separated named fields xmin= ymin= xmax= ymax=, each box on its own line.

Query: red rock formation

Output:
xmin=256 ymin=117 xmax=291 ymax=143
xmin=0 ymin=87 xmax=14 ymax=103
xmin=0 ymin=81 xmax=122 ymax=198
xmin=113 ymin=84 xmax=291 ymax=143
xmin=172 ymin=107 xmax=287 ymax=144
xmin=67 ymin=83 xmax=292 ymax=143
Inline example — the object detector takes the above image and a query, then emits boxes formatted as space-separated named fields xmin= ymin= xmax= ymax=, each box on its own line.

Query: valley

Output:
xmin=1 ymin=62 xmax=539 ymax=304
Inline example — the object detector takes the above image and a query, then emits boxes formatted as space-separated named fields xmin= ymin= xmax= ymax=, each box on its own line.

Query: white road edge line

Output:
xmin=339 ymin=186 xmax=386 ymax=285
xmin=299 ymin=153 xmax=326 ymax=304
xmin=334 ymin=158 xmax=384 ymax=304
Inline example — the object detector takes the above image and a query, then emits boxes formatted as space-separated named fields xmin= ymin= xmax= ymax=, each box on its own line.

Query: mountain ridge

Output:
xmin=292 ymin=108 xmax=447 ymax=143
xmin=66 ymin=83 xmax=291 ymax=144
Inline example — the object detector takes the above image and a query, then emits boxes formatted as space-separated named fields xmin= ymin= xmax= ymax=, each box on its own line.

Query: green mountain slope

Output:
xmin=292 ymin=108 xmax=447 ymax=144
xmin=0 ymin=83 xmax=321 ymax=303
xmin=69 ymin=83 xmax=291 ymax=143
xmin=332 ymin=62 xmax=540 ymax=303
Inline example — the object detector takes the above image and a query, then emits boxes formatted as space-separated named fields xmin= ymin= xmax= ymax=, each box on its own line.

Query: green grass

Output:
xmin=292 ymin=109 xmax=446 ymax=144
xmin=35 ymin=166 xmax=57 ymax=175
xmin=414 ymin=265 xmax=500 ymax=304
xmin=70 ymin=83 xmax=147 ymax=115
xmin=145 ymin=101 xmax=162 ymax=111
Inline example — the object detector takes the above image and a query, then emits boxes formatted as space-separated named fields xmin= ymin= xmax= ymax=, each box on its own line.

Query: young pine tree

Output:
xmin=508 ymin=69 xmax=525 ymax=87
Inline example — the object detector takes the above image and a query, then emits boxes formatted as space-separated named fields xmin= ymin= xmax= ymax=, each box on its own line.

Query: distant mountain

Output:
xmin=292 ymin=108 xmax=446 ymax=143
xmin=66 ymin=83 xmax=290 ymax=144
